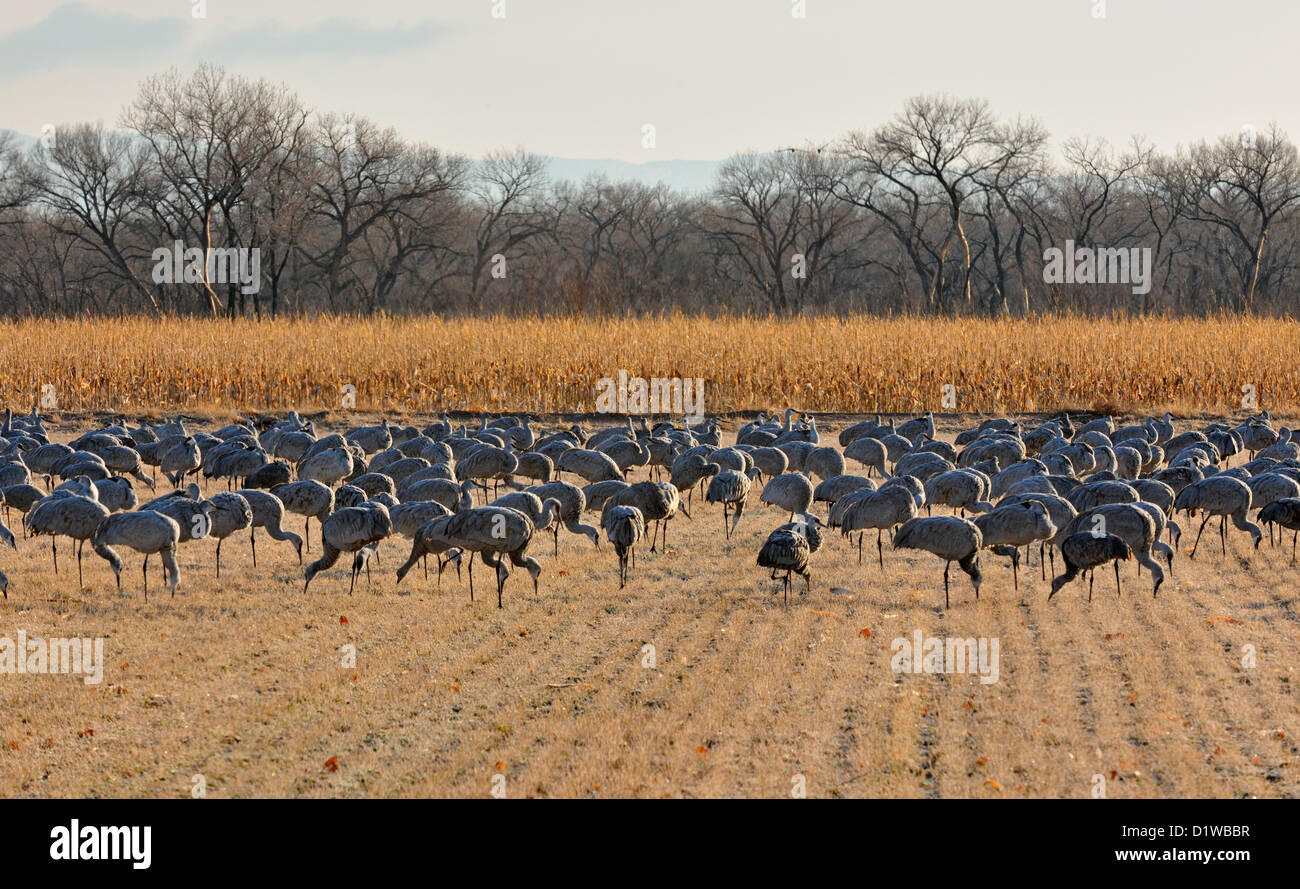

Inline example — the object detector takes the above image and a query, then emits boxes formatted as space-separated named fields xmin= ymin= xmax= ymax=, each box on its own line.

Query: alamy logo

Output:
xmin=594 ymin=370 xmax=705 ymax=424
xmin=1042 ymin=240 xmax=1152 ymax=295
xmin=890 ymin=629 xmax=1000 ymax=685
xmin=151 ymin=241 xmax=261 ymax=295
xmin=0 ymin=630 xmax=103 ymax=685
xmin=49 ymin=820 xmax=151 ymax=869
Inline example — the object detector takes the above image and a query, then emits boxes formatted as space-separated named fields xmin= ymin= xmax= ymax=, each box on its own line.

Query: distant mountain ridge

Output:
xmin=2 ymin=129 xmax=720 ymax=193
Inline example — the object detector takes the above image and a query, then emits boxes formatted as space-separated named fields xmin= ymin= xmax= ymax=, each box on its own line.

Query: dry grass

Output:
xmin=0 ymin=419 xmax=1296 ymax=798
xmin=1 ymin=313 xmax=1297 ymax=417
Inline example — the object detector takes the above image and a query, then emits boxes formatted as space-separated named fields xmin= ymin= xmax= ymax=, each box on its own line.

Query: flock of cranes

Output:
xmin=0 ymin=403 xmax=1294 ymax=609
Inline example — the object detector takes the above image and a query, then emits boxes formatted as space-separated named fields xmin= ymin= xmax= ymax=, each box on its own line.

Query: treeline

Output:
xmin=2 ymin=65 xmax=1299 ymax=319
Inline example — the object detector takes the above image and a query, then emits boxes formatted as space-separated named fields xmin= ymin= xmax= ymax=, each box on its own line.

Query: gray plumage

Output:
xmin=304 ymin=502 xmax=393 ymax=594
xmin=1050 ymin=532 xmax=1133 ymax=601
xmin=1174 ymin=476 xmax=1262 ymax=557
xmin=234 ymin=488 xmax=303 ymax=565
xmin=92 ymin=510 xmax=182 ymax=598
xmin=893 ymin=515 xmax=983 ymax=608
xmin=603 ymin=504 xmax=645 ymax=588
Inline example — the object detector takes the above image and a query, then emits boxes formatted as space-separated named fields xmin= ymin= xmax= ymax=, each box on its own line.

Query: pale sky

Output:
xmin=2 ymin=0 xmax=1298 ymax=162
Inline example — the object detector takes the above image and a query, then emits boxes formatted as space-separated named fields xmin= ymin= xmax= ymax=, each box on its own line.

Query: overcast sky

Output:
xmin=2 ymin=0 xmax=1298 ymax=162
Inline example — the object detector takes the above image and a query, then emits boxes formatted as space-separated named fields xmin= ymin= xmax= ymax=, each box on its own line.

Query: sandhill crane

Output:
xmin=160 ymin=436 xmax=201 ymax=488
xmin=805 ymin=446 xmax=845 ymax=482
xmin=25 ymin=442 xmax=73 ymax=488
xmin=756 ymin=516 xmax=817 ymax=603
xmin=402 ymin=478 xmax=475 ymax=512
xmin=457 ymin=447 xmax=519 ymax=501
xmin=243 ymin=460 xmax=292 ymax=490
xmin=530 ymin=480 xmax=599 ymax=555
xmin=844 ymin=436 xmax=890 ymax=478
xmin=558 ymin=448 xmax=623 ymax=485
xmin=813 ymin=474 xmax=874 ymax=511
xmin=607 ymin=480 xmax=686 ymax=552
xmin=233 ymin=489 xmax=303 ymax=566
xmin=601 ymin=439 xmax=651 ymax=477
xmin=973 ymin=501 xmax=1057 ymax=590
xmin=298 ymin=447 xmax=355 ymax=488
xmin=143 ymin=496 xmax=215 ymax=545
xmin=897 ymin=412 xmax=935 ymax=443
xmin=207 ymin=492 xmax=253 ymax=579
xmin=24 ymin=494 xmax=111 ymax=587
xmin=93 ymin=477 xmax=138 ymax=512
xmin=761 ymin=473 xmax=814 ymax=520
xmin=304 ymin=503 xmax=393 ymax=594
xmin=351 ymin=472 xmax=398 ymax=499
xmin=92 ymin=510 xmax=182 ymax=599
xmin=512 ymin=452 xmax=554 ymax=486
xmin=748 ymin=446 xmax=788 ymax=482
xmin=893 ymin=516 xmax=983 ymax=608
xmin=98 ymin=444 xmax=154 ymax=488
xmin=603 ymin=504 xmax=645 ymax=588
xmin=774 ymin=414 xmax=818 ymax=446
xmin=668 ymin=452 xmax=718 ymax=509
xmin=0 ymin=514 xmax=13 ymax=549
xmin=347 ymin=419 xmax=393 ymax=455
xmin=925 ymin=469 xmax=994 ymax=517
xmin=706 ymin=468 xmax=751 ymax=539
xmin=271 ymin=480 xmax=335 ymax=551
xmin=386 ymin=501 xmax=454 ymax=579
xmin=1259 ymin=498 xmax=1300 ymax=563
xmin=1174 ymin=476 xmax=1262 ymax=558
xmin=1245 ymin=472 xmax=1300 ymax=545
xmin=491 ymin=491 xmax=559 ymax=534
xmin=0 ymin=569 xmax=6 ymax=599
xmin=1050 ymin=532 xmax=1134 ymax=601
xmin=1060 ymin=504 xmax=1164 ymax=595
xmin=837 ymin=415 xmax=888 ymax=447
xmin=396 ymin=502 xmax=558 ymax=606
xmin=1068 ymin=480 xmax=1139 ymax=513
xmin=840 ymin=485 xmax=918 ymax=568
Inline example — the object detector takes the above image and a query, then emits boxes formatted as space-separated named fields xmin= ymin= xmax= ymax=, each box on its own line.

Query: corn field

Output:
xmin=1 ymin=314 xmax=1295 ymax=417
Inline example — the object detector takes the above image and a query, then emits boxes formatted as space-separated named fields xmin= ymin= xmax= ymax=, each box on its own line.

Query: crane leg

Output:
xmin=250 ymin=528 xmax=257 ymax=568
xmin=1190 ymin=515 xmax=1210 ymax=559
xmin=1220 ymin=516 xmax=1228 ymax=555
xmin=877 ymin=530 xmax=884 ymax=570
xmin=1088 ymin=570 xmax=1094 ymax=603
xmin=216 ymin=539 xmax=222 ymax=579
xmin=1114 ymin=559 xmax=1122 ymax=596
xmin=943 ymin=562 xmax=950 ymax=609
xmin=77 ymin=540 xmax=84 ymax=589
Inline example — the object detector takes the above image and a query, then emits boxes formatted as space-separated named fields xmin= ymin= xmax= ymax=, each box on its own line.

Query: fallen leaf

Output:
xmin=859 ymin=627 xmax=871 ymax=638
xmin=323 ymin=756 xmax=339 ymax=772
xmin=339 ymin=615 xmax=349 ymax=625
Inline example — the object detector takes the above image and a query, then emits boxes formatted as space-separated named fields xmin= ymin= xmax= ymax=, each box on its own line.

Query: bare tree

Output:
xmin=1178 ymin=124 xmax=1300 ymax=309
